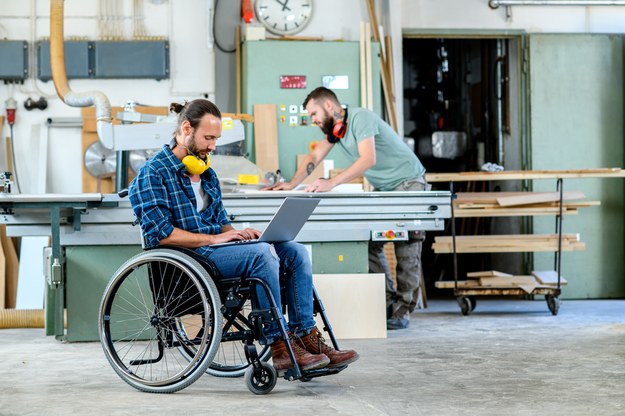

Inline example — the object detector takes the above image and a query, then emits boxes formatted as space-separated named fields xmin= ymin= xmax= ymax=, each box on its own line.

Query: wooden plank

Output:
xmin=532 ymin=270 xmax=568 ymax=285
xmin=253 ymin=104 xmax=279 ymax=173
xmin=313 ymin=273 xmax=386 ymax=339
xmin=478 ymin=275 xmax=538 ymax=287
xmin=365 ymin=23 xmax=374 ymax=112
xmin=454 ymin=207 xmax=579 ymax=218
xmin=467 ymin=270 xmax=513 ymax=278
xmin=384 ymin=35 xmax=395 ymax=94
xmin=496 ymin=191 xmax=586 ymax=207
xmin=518 ymin=284 xmax=540 ymax=294
xmin=364 ymin=0 xmax=397 ymax=131
xmin=0 ymin=225 xmax=19 ymax=308
xmin=433 ymin=234 xmax=585 ymax=253
xmin=426 ymin=168 xmax=625 ymax=183
xmin=437 ymin=234 xmax=580 ymax=242
xmin=456 ymin=191 xmax=585 ymax=205
xmin=434 ymin=280 xmax=479 ymax=289
xmin=359 ymin=22 xmax=367 ymax=108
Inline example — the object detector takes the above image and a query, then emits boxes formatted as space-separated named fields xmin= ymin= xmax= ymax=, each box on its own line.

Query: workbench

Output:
xmin=0 ymin=190 xmax=451 ymax=340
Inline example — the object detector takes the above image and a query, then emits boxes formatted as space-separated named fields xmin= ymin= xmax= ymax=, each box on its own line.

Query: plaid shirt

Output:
xmin=128 ymin=144 xmax=230 ymax=248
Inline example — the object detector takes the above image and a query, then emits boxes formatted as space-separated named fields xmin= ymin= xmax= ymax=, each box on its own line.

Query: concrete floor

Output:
xmin=1 ymin=299 xmax=624 ymax=416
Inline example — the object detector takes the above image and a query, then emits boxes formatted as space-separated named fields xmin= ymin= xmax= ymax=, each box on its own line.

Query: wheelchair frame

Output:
xmin=98 ymin=246 xmax=348 ymax=395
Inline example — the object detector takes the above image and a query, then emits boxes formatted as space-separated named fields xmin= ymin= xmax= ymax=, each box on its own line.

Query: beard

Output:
xmin=187 ymin=130 xmax=208 ymax=160
xmin=319 ymin=109 xmax=335 ymax=135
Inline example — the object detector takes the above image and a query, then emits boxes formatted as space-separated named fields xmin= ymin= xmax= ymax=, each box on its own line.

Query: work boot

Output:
xmin=270 ymin=334 xmax=330 ymax=375
xmin=298 ymin=327 xmax=359 ymax=368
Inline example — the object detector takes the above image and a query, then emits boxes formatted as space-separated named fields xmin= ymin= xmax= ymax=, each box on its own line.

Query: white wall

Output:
xmin=0 ymin=0 xmax=215 ymax=193
xmin=3 ymin=0 xmax=625 ymax=193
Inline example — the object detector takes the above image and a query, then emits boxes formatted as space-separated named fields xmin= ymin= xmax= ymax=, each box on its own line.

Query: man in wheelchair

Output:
xmin=128 ymin=99 xmax=359 ymax=377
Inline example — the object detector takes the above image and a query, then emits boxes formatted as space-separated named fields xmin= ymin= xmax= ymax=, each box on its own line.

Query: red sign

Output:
xmin=280 ymin=75 xmax=307 ymax=89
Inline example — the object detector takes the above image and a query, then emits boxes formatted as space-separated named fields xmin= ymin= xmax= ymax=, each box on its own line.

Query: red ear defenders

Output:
xmin=326 ymin=107 xmax=348 ymax=144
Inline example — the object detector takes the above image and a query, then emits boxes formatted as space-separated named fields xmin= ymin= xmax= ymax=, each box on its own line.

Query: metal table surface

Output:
xmin=0 ymin=190 xmax=452 ymax=337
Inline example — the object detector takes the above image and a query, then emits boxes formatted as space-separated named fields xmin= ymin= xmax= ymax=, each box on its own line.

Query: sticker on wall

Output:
xmin=279 ymin=104 xmax=286 ymax=112
xmin=280 ymin=75 xmax=307 ymax=89
xmin=289 ymin=115 xmax=298 ymax=127
xmin=300 ymin=115 xmax=308 ymax=126
xmin=321 ymin=75 xmax=349 ymax=90
xmin=300 ymin=105 xmax=308 ymax=114
xmin=280 ymin=115 xmax=286 ymax=124
xmin=289 ymin=105 xmax=298 ymax=114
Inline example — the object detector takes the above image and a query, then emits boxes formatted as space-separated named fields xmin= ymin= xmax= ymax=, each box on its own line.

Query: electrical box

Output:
xmin=94 ymin=41 xmax=169 ymax=79
xmin=0 ymin=41 xmax=28 ymax=81
xmin=37 ymin=40 xmax=91 ymax=81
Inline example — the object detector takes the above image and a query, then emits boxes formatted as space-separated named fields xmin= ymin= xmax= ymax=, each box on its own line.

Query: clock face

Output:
xmin=255 ymin=0 xmax=314 ymax=36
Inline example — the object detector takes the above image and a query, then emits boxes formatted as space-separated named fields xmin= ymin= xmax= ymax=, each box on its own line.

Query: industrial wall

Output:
xmin=1 ymin=1 xmax=624 ymax=299
xmin=3 ymin=1 xmax=625 ymax=194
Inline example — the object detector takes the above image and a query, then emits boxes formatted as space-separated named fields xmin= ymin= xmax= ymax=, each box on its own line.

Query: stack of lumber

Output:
xmin=454 ymin=191 xmax=600 ymax=217
xmin=435 ymin=270 xmax=567 ymax=294
xmin=432 ymin=234 xmax=585 ymax=253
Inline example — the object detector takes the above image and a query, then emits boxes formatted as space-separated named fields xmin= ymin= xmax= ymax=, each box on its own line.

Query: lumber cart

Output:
xmin=438 ymin=177 xmax=573 ymax=316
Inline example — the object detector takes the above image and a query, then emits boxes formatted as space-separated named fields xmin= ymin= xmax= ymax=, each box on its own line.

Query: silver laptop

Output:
xmin=210 ymin=197 xmax=320 ymax=248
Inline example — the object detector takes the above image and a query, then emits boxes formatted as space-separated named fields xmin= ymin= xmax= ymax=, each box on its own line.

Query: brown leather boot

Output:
xmin=270 ymin=334 xmax=330 ymax=375
xmin=298 ymin=327 xmax=359 ymax=368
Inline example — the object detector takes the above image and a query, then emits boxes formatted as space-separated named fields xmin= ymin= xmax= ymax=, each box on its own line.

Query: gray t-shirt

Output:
xmin=334 ymin=107 xmax=426 ymax=191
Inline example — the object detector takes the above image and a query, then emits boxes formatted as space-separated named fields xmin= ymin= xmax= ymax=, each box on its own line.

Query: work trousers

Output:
xmin=368 ymin=178 xmax=427 ymax=320
xmin=198 ymin=241 xmax=316 ymax=345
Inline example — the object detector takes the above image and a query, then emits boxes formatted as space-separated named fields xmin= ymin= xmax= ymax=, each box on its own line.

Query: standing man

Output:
xmin=266 ymin=87 xmax=428 ymax=330
xmin=129 ymin=99 xmax=358 ymax=375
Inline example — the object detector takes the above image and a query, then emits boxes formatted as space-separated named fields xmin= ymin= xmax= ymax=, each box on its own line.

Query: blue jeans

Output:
xmin=196 ymin=241 xmax=316 ymax=344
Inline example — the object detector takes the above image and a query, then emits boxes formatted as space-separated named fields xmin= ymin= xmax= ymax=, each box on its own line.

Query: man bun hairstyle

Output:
xmin=170 ymin=99 xmax=222 ymax=134
xmin=303 ymin=86 xmax=340 ymax=108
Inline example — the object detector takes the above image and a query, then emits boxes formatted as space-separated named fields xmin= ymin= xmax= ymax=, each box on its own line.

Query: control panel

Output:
xmin=371 ymin=229 xmax=408 ymax=242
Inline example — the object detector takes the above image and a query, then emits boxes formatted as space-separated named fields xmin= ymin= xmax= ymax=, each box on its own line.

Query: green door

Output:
xmin=529 ymin=34 xmax=625 ymax=298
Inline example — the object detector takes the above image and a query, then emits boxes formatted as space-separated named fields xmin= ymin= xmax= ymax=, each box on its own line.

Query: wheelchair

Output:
xmin=98 ymin=245 xmax=348 ymax=395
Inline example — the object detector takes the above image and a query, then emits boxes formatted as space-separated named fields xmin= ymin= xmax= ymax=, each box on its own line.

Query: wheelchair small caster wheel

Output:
xmin=245 ymin=362 xmax=277 ymax=395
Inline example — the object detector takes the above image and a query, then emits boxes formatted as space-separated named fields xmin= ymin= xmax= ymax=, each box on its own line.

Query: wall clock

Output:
xmin=254 ymin=0 xmax=314 ymax=36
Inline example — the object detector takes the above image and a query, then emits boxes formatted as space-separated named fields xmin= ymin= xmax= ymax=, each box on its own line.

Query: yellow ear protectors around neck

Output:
xmin=182 ymin=154 xmax=211 ymax=175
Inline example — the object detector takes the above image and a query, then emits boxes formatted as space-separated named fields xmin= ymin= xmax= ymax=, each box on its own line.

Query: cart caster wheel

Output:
xmin=245 ymin=362 xmax=277 ymax=395
xmin=458 ymin=297 xmax=473 ymax=316
xmin=468 ymin=296 xmax=477 ymax=311
xmin=546 ymin=295 xmax=560 ymax=316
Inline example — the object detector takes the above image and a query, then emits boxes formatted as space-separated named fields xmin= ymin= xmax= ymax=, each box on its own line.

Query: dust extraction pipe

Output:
xmin=490 ymin=0 xmax=625 ymax=8
xmin=50 ymin=0 xmax=114 ymax=147
xmin=0 ymin=309 xmax=45 ymax=328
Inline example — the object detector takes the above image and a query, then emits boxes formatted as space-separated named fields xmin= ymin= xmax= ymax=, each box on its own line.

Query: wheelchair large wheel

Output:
xmin=99 ymin=249 xmax=223 ymax=393
xmin=208 ymin=299 xmax=271 ymax=378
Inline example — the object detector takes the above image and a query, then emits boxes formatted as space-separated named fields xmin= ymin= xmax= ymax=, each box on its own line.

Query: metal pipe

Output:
xmin=490 ymin=0 xmax=625 ymax=8
xmin=496 ymin=39 xmax=505 ymax=166
xmin=50 ymin=0 xmax=114 ymax=148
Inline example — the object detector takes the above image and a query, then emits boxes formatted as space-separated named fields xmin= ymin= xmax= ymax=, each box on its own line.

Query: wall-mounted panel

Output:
xmin=0 ymin=41 xmax=28 ymax=81
xmin=94 ymin=41 xmax=169 ymax=79
xmin=37 ymin=41 xmax=92 ymax=81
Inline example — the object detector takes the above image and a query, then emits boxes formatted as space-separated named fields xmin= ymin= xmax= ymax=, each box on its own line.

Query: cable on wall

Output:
xmin=213 ymin=0 xmax=237 ymax=53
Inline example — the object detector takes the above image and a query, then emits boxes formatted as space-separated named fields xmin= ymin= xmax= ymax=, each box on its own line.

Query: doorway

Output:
xmin=402 ymin=34 xmax=527 ymax=293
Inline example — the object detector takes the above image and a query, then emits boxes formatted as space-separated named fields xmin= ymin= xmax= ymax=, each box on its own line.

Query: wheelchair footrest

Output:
xmin=283 ymin=364 xmax=348 ymax=381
